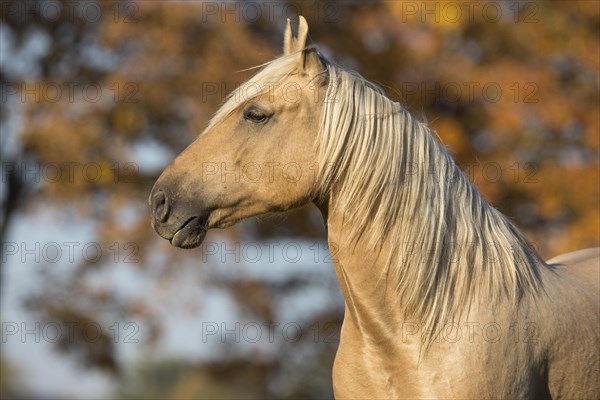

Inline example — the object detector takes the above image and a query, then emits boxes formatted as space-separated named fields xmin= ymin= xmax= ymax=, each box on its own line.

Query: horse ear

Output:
xmin=283 ymin=16 xmax=324 ymax=77
xmin=283 ymin=16 xmax=309 ymax=55
xmin=296 ymin=16 xmax=309 ymax=51
xmin=283 ymin=18 xmax=293 ymax=55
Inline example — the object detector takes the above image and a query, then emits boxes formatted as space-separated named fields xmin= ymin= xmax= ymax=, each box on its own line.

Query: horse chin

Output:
xmin=169 ymin=216 xmax=208 ymax=249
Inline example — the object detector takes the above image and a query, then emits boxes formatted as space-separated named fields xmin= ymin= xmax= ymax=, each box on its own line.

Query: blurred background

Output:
xmin=1 ymin=1 xmax=598 ymax=398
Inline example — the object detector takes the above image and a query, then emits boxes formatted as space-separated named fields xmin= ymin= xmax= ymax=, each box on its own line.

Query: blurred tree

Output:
xmin=1 ymin=0 xmax=598 ymax=398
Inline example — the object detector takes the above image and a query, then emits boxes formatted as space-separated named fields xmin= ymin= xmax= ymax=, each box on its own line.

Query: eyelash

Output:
xmin=243 ymin=107 xmax=269 ymax=124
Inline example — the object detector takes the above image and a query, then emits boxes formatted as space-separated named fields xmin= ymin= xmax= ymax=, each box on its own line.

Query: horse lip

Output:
xmin=170 ymin=215 xmax=208 ymax=249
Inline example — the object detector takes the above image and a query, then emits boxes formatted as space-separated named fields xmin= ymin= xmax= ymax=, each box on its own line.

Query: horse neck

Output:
xmin=316 ymin=111 xmax=546 ymax=343
xmin=320 ymin=195 xmax=546 ymax=359
xmin=321 ymin=198 xmax=408 ymax=331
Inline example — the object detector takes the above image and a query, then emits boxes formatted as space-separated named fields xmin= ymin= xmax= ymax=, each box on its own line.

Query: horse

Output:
xmin=150 ymin=17 xmax=599 ymax=399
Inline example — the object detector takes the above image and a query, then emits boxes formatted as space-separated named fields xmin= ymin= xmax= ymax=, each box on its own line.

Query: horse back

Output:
xmin=543 ymin=247 xmax=599 ymax=399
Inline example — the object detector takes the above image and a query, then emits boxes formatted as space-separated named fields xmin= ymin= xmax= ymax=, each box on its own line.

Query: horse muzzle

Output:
xmin=149 ymin=188 xmax=209 ymax=249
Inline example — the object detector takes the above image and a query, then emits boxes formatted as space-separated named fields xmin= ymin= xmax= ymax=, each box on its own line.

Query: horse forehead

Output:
xmin=205 ymin=58 xmax=304 ymax=129
xmin=247 ymin=68 xmax=303 ymax=94
xmin=230 ymin=74 xmax=308 ymax=110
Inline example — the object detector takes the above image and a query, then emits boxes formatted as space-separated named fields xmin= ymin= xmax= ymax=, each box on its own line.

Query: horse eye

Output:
xmin=243 ymin=107 xmax=269 ymax=124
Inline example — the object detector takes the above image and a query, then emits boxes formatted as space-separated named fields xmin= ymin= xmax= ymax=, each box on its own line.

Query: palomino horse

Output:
xmin=150 ymin=17 xmax=599 ymax=399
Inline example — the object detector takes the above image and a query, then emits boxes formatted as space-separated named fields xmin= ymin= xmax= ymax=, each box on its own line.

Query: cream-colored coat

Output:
xmin=150 ymin=16 xmax=600 ymax=399
xmin=327 ymin=203 xmax=599 ymax=398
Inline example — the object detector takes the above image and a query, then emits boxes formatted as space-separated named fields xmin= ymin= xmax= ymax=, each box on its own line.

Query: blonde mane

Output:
xmin=317 ymin=62 xmax=546 ymax=332
xmin=206 ymin=51 xmax=546 ymax=333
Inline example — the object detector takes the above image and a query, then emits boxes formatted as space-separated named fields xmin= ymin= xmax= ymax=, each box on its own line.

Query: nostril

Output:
xmin=152 ymin=190 xmax=169 ymax=223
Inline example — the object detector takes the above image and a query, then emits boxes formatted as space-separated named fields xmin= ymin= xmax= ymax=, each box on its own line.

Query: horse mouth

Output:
xmin=170 ymin=215 xmax=208 ymax=249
